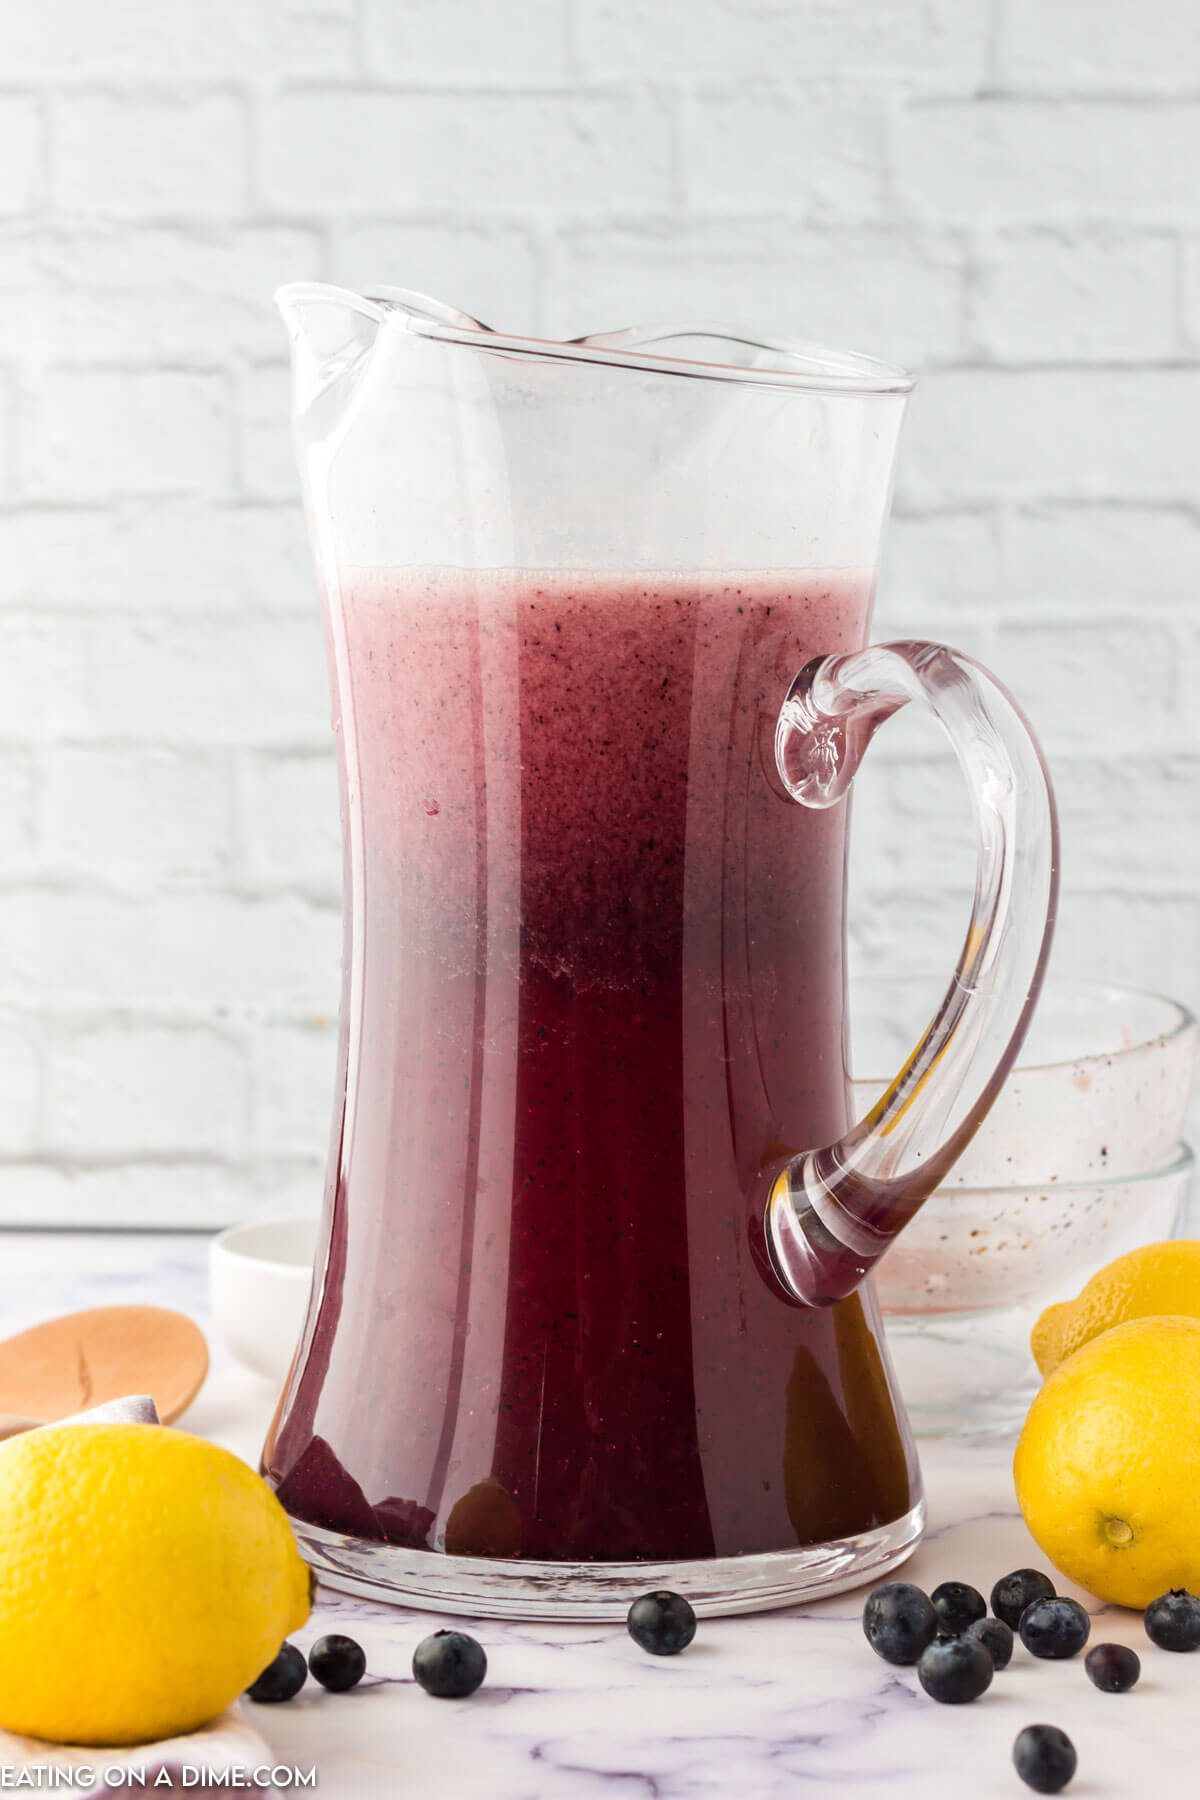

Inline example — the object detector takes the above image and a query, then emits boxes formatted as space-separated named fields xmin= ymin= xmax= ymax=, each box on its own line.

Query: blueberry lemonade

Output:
xmin=264 ymin=567 xmax=918 ymax=1565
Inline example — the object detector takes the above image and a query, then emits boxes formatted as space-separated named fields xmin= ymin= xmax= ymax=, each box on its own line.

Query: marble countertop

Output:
xmin=0 ymin=1232 xmax=1180 ymax=1799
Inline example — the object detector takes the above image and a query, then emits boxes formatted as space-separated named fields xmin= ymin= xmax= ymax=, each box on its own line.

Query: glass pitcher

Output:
xmin=263 ymin=286 xmax=1058 ymax=1618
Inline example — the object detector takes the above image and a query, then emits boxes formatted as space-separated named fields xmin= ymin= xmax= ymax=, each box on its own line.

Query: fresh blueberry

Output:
xmin=990 ymin=1568 xmax=1057 ymax=1630
xmin=862 ymin=1582 xmax=937 ymax=1666
xmin=246 ymin=1642 xmax=307 ymax=1704
xmin=627 ymin=1589 xmax=697 ymax=1655
xmin=916 ymin=1634 xmax=994 ymax=1704
xmin=1019 ymin=1596 xmax=1091 ymax=1660
xmin=308 ymin=1633 xmax=366 ymax=1692
xmin=930 ymin=1580 xmax=987 ymax=1634
xmin=1144 ymin=1588 xmax=1200 ymax=1652
xmin=1013 ymin=1724 xmax=1077 ymax=1794
xmin=968 ymin=1615 xmax=1014 ymax=1669
xmin=412 ymin=1629 xmax=487 ymax=1698
xmin=1084 ymin=1643 xmax=1141 ymax=1692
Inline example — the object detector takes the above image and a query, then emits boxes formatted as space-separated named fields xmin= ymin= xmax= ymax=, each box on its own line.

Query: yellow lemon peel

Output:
xmin=1016 ymin=1314 xmax=1200 ymax=1608
xmin=0 ymin=1424 xmax=310 ymax=1745
xmin=1031 ymin=1239 xmax=1200 ymax=1377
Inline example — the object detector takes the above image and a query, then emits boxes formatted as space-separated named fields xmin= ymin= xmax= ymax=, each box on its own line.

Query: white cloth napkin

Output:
xmin=0 ymin=1396 xmax=288 ymax=1797
xmin=0 ymin=1710 xmax=286 ymax=1797
xmin=57 ymin=1392 xmax=163 ymax=1428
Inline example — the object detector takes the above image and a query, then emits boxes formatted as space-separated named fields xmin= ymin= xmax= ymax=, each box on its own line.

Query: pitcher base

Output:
xmin=291 ymin=1498 xmax=925 ymax=1620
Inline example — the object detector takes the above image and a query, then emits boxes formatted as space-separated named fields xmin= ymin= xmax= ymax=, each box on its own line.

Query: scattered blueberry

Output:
xmin=862 ymin=1582 xmax=937 ymax=1665
xmin=916 ymin=1634 xmax=994 ymax=1704
xmin=246 ymin=1642 xmax=307 ymax=1704
xmin=309 ymin=1633 xmax=367 ymax=1692
xmin=627 ymin=1590 xmax=697 ymax=1656
xmin=1144 ymin=1589 xmax=1200 ymax=1652
xmin=930 ymin=1579 xmax=987 ymax=1635
xmin=991 ymin=1568 xmax=1057 ymax=1630
xmin=968 ymin=1615 xmax=1014 ymax=1669
xmin=1085 ymin=1643 xmax=1141 ymax=1692
xmin=1013 ymin=1724 xmax=1077 ymax=1794
xmin=412 ymin=1630 xmax=488 ymax=1698
xmin=1019 ymin=1597 xmax=1091 ymax=1660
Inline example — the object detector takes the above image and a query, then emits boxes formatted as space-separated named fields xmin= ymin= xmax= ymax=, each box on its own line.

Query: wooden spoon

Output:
xmin=0 ymin=1306 xmax=208 ymax=1438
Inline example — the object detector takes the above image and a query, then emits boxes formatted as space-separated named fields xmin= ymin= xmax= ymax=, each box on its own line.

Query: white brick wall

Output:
xmin=0 ymin=0 xmax=1195 ymax=1226
xmin=27 ymin=369 xmax=231 ymax=500
xmin=54 ymin=94 xmax=250 ymax=220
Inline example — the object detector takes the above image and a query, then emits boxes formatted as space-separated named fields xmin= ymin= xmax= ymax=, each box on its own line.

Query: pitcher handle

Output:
xmin=766 ymin=639 xmax=1059 ymax=1307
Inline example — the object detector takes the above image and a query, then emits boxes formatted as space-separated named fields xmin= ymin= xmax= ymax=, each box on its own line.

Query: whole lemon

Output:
xmin=0 ymin=1424 xmax=311 ymax=1745
xmin=1031 ymin=1239 xmax=1200 ymax=1377
xmin=1015 ymin=1314 xmax=1200 ymax=1607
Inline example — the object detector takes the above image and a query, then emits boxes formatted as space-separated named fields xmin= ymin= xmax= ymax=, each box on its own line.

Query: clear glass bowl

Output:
xmin=877 ymin=1146 xmax=1194 ymax=1436
xmin=852 ymin=978 xmax=1196 ymax=1185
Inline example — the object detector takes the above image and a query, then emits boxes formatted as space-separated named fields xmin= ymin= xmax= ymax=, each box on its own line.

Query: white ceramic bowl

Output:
xmin=852 ymin=978 xmax=1196 ymax=1186
xmin=879 ymin=1145 xmax=1194 ymax=1436
xmin=209 ymin=1216 xmax=318 ymax=1383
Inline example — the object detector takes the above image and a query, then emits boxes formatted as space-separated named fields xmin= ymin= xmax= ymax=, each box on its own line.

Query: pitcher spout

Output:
xmin=277 ymin=280 xmax=497 ymax=426
xmin=276 ymin=282 xmax=388 ymax=420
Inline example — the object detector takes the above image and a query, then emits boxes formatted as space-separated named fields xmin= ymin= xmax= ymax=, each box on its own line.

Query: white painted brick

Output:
xmin=1001 ymin=507 xmax=1200 ymax=614
xmin=848 ymin=751 xmax=975 ymax=900
xmin=0 ymin=893 xmax=338 ymax=1018
xmin=0 ymin=227 xmax=323 ymax=365
xmin=0 ymin=616 xmax=89 ymax=744
xmin=39 ymin=749 xmax=231 ymax=879
xmin=1181 ymin=237 xmax=1200 ymax=356
xmin=989 ymin=618 xmax=1178 ymax=753
xmin=0 ymin=1161 xmax=318 ymax=1230
xmin=239 ymin=753 xmax=340 ymax=891
xmin=848 ymin=884 xmax=978 ymax=980
xmin=0 ymin=371 xmax=12 ymax=501
xmin=0 ymin=98 xmax=42 ymax=216
xmin=0 ymin=1028 xmax=39 ymax=1153
xmin=898 ymin=370 xmax=1200 ymax=507
xmin=895 ymin=101 xmax=1200 ymax=224
xmin=84 ymin=615 xmax=328 ymax=747
xmin=682 ymin=88 xmax=885 ymax=216
xmin=580 ymin=0 xmax=988 ymax=85
xmin=244 ymin=1161 xmax=324 ymax=1219
xmin=333 ymin=224 xmax=540 ymax=335
xmin=260 ymin=91 xmax=673 ymax=215
xmin=364 ymin=0 xmax=569 ymax=79
xmin=0 ymin=2 xmax=1190 ymax=1224
xmin=1000 ymin=0 xmax=1200 ymax=93
xmin=46 ymin=1025 xmax=247 ymax=1155
xmin=0 ymin=0 xmax=354 ymax=80
xmin=0 ymin=504 xmax=313 ymax=614
xmin=973 ymin=232 xmax=1177 ymax=363
xmin=25 ymin=369 xmax=231 ymax=502
xmin=878 ymin=513 xmax=1004 ymax=625
xmin=54 ymin=94 xmax=247 ymax=221
xmin=250 ymin=1024 xmax=338 ymax=1155
xmin=1177 ymin=618 xmax=1200 ymax=749
xmin=237 ymin=364 xmax=299 ymax=502
xmin=1050 ymin=891 xmax=1199 ymax=1015
xmin=549 ymin=223 xmax=966 ymax=365
xmin=0 ymin=754 xmax=34 ymax=866
xmin=1052 ymin=756 xmax=1200 ymax=885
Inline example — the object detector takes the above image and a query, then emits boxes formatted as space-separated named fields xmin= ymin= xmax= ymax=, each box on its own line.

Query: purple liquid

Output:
xmin=264 ymin=569 xmax=918 ymax=1563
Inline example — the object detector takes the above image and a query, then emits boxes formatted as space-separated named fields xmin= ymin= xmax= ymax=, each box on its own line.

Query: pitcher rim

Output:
xmin=276 ymin=281 xmax=916 ymax=398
